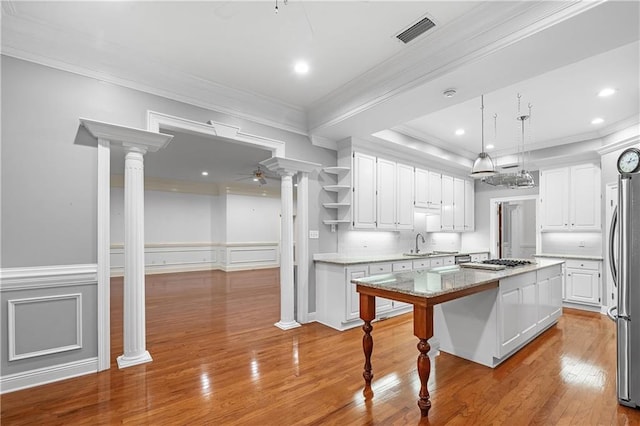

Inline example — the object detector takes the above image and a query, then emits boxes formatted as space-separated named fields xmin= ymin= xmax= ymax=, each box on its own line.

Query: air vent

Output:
xmin=396 ymin=16 xmax=436 ymax=44
xmin=500 ymin=164 xmax=519 ymax=170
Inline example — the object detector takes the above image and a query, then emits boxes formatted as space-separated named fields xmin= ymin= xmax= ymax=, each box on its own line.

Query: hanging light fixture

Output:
xmin=470 ymin=95 xmax=496 ymax=177
xmin=482 ymin=93 xmax=536 ymax=188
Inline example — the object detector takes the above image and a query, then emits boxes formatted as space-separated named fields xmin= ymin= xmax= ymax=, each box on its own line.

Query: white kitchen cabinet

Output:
xmin=441 ymin=174 xmax=454 ymax=231
xmin=352 ymin=152 xmax=377 ymax=229
xmin=537 ymin=266 xmax=563 ymax=330
xmin=470 ymin=252 xmax=489 ymax=262
xmin=415 ymin=167 xmax=429 ymax=209
xmin=565 ymin=259 xmax=601 ymax=306
xmin=453 ymin=178 xmax=465 ymax=231
xmin=316 ymin=260 xmax=413 ymax=331
xmin=376 ymin=158 xmax=397 ymax=230
xmin=434 ymin=263 xmax=563 ymax=367
xmin=427 ymin=171 xmax=442 ymax=212
xmin=464 ymin=179 xmax=475 ymax=231
xmin=396 ymin=163 xmax=415 ymax=230
xmin=569 ymin=164 xmax=601 ymax=230
xmin=540 ymin=164 xmax=601 ymax=231
xmin=321 ymin=166 xmax=352 ymax=227
xmin=345 ymin=265 xmax=369 ymax=321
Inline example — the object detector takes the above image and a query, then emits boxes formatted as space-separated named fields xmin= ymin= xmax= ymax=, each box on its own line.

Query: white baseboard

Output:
xmin=562 ymin=301 xmax=602 ymax=313
xmin=0 ymin=357 xmax=98 ymax=394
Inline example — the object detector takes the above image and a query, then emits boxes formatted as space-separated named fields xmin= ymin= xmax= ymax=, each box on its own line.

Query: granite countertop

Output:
xmin=351 ymin=259 xmax=564 ymax=300
xmin=534 ymin=253 xmax=603 ymax=261
xmin=313 ymin=250 xmax=490 ymax=265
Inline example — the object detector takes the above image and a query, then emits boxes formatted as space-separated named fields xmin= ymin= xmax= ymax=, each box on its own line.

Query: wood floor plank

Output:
xmin=1 ymin=269 xmax=639 ymax=425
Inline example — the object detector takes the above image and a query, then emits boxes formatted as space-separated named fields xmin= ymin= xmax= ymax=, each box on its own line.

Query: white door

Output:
xmin=570 ymin=164 xmax=601 ymax=230
xmin=415 ymin=168 xmax=429 ymax=209
xmin=377 ymin=158 xmax=397 ymax=229
xmin=441 ymin=174 xmax=454 ymax=230
xmin=396 ymin=163 xmax=415 ymax=230
xmin=566 ymin=269 xmax=599 ymax=305
xmin=453 ymin=178 xmax=465 ymax=231
xmin=464 ymin=179 xmax=475 ymax=231
xmin=540 ymin=167 xmax=569 ymax=230
xmin=427 ymin=171 xmax=441 ymax=211
xmin=352 ymin=152 xmax=377 ymax=229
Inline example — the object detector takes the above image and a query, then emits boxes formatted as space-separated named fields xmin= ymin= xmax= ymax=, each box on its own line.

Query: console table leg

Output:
xmin=362 ymin=320 xmax=374 ymax=386
xmin=417 ymin=338 xmax=432 ymax=417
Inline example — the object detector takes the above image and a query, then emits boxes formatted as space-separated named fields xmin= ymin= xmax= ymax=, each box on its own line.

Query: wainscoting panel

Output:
xmin=110 ymin=242 xmax=279 ymax=275
xmin=8 ymin=294 xmax=82 ymax=361
xmin=0 ymin=264 xmax=98 ymax=394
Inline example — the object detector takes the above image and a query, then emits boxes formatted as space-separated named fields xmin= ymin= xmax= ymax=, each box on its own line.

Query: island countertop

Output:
xmin=351 ymin=258 xmax=564 ymax=301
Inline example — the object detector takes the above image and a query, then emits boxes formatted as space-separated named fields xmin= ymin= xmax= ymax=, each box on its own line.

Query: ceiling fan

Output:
xmin=236 ymin=166 xmax=276 ymax=186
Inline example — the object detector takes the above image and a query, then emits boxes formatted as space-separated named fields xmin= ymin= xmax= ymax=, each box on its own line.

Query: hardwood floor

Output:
xmin=2 ymin=269 xmax=639 ymax=425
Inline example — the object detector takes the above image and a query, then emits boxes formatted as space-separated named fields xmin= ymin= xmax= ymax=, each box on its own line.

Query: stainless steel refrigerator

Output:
xmin=608 ymin=147 xmax=640 ymax=408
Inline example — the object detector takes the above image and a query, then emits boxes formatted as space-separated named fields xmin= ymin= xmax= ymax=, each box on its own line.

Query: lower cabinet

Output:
xmin=316 ymin=261 xmax=413 ymax=331
xmin=434 ymin=264 xmax=563 ymax=367
xmin=565 ymin=259 xmax=601 ymax=306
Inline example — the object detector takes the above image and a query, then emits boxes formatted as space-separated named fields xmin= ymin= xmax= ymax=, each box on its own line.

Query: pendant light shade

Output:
xmin=470 ymin=95 xmax=496 ymax=178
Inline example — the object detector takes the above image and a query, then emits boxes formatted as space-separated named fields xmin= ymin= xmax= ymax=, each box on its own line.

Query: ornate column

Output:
xmin=79 ymin=118 xmax=173 ymax=369
xmin=260 ymin=157 xmax=320 ymax=330
xmin=117 ymin=147 xmax=153 ymax=368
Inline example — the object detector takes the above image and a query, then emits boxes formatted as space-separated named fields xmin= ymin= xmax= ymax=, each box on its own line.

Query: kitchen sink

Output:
xmin=402 ymin=252 xmax=433 ymax=257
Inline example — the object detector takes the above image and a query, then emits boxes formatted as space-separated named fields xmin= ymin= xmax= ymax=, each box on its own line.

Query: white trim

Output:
xmin=597 ymin=135 xmax=640 ymax=156
xmin=0 ymin=264 xmax=97 ymax=292
xmin=0 ymin=357 xmax=98 ymax=394
xmin=147 ymin=111 xmax=286 ymax=157
xmin=8 ymin=294 xmax=82 ymax=361
xmin=97 ymin=138 xmax=111 ymax=372
xmin=489 ymin=195 xmax=540 ymax=260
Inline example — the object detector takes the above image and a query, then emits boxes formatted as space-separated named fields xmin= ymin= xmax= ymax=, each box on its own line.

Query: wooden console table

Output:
xmin=354 ymin=269 xmax=499 ymax=417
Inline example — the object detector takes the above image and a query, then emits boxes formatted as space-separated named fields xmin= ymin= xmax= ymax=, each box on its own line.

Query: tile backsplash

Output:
xmin=540 ymin=232 xmax=602 ymax=256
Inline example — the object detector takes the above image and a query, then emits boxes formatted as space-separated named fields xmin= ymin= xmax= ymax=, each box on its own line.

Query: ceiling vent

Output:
xmin=396 ymin=16 xmax=436 ymax=44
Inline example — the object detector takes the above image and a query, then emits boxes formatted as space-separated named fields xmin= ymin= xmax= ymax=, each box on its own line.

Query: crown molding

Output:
xmin=1 ymin=11 xmax=308 ymax=137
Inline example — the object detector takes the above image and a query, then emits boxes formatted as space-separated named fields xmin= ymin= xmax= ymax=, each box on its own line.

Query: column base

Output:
xmin=274 ymin=320 xmax=301 ymax=330
xmin=117 ymin=350 xmax=153 ymax=369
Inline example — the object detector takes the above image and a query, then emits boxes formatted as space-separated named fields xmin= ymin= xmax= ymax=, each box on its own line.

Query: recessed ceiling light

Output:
xmin=455 ymin=129 xmax=465 ymax=136
xmin=294 ymin=61 xmax=309 ymax=75
xmin=591 ymin=117 xmax=604 ymax=125
xmin=201 ymin=171 xmax=209 ymax=176
xmin=598 ymin=88 xmax=616 ymax=97
xmin=485 ymin=144 xmax=494 ymax=150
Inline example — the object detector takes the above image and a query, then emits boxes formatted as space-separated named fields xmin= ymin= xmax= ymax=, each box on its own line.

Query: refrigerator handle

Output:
xmin=609 ymin=205 xmax=618 ymax=287
xmin=607 ymin=305 xmax=618 ymax=322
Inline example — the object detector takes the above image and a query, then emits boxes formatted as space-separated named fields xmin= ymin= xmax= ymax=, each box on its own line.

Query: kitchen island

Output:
xmin=353 ymin=259 xmax=564 ymax=417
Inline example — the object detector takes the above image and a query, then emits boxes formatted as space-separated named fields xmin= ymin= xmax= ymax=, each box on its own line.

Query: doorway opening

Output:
xmin=489 ymin=195 xmax=540 ymax=259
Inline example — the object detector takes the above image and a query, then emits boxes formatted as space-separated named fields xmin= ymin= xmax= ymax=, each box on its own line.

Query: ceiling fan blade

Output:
xmin=259 ymin=177 xmax=267 ymax=185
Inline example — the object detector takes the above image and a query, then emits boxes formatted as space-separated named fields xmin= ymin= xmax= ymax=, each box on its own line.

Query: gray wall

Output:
xmin=1 ymin=55 xmax=336 ymax=268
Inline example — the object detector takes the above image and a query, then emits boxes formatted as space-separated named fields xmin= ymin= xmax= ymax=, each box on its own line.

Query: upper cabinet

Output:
xmin=540 ymin=163 xmax=601 ymax=231
xmin=464 ymin=179 xmax=475 ymax=232
xmin=348 ymin=151 xmax=473 ymax=232
xmin=352 ymin=152 xmax=377 ymax=229
xmin=353 ymin=152 xmax=414 ymax=231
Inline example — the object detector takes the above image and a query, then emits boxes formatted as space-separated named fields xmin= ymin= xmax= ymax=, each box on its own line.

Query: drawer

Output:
xmin=392 ymin=261 xmax=413 ymax=272
xmin=537 ymin=264 xmax=562 ymax=281
xmin=430 ymin=258 xmax=443 ymax=267
xmin=412 ymin=259 xmax=431 ymax=270
xmin=443 ymin=256 xmax=455 ymax=266
xmin=565 ymin=259 xmax=600 ymax=270
xmin=369 ymin=262 xmax=392 ymax=275
xmin=471 ymin=253 xmax=489 ymax=262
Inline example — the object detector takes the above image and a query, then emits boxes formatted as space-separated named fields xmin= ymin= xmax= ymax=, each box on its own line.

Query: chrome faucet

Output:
xmin=415 ymin=233 xmax=425 ymax=254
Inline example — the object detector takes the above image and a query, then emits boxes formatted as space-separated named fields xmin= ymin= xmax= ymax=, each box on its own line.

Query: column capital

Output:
xmin=80 ymin=118 xmax=173 ymax=153
xmin=259 ymin=157 xmax=321 ymax=177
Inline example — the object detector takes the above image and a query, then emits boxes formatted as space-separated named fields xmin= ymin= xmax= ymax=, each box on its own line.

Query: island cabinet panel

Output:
xmin=434 ymin=264 xmax=563 ymax=368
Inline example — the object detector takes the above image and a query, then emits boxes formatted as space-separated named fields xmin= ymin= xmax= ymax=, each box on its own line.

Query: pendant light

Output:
xmin=470 ymin=95 xmax=496 ymax=177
